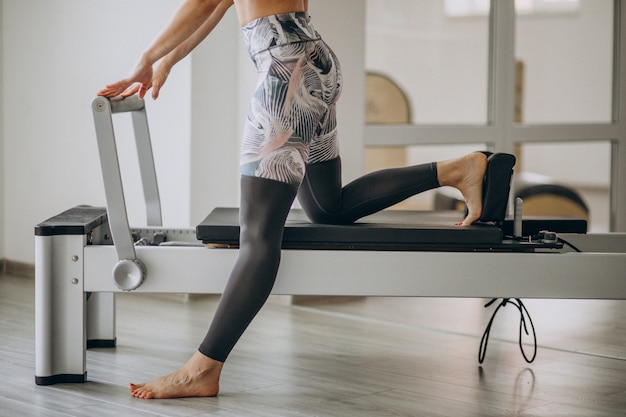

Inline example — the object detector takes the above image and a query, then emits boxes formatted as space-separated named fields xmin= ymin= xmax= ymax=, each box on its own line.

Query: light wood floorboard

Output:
xmin=1 ymin=273 xmax=625 ymax=416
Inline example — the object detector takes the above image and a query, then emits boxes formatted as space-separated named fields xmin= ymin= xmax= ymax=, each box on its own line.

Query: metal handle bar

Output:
xmin=91 ymin=95 xmax=162 ymax=290
xmin=110 ymin=95 xmax=145 ymax=113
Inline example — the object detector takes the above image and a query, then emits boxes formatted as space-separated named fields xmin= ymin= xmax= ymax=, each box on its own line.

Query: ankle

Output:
xmin=436 ymin=159 xmax=463 ymax=188
xmin=439 ymin=153 xmax=487 ymax=186
xmin=187 ymin=351 xmax=223 ymax=374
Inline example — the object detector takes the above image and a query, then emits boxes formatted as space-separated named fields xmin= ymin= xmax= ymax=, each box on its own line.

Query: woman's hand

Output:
xmin=96 ymin=0 xmax=231 ymax=99
xmin=146 ymin=61 xmax=172 ymax=99
xmin=97 ymin=58 xmax=173 ymax=100
xmin=96 ymin=59 xmax=154 ymax=99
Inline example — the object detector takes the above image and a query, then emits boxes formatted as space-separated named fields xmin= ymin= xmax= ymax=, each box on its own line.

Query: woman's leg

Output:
xmin=129 ymin=176 xmax=297 ymax=399
xmin=298 ymin=153 xmax=487 ymax=226
xmin=129 ymin=14 xmax=342 ymax=399
xmin=198 ymin=176 xmax=298 ymax=361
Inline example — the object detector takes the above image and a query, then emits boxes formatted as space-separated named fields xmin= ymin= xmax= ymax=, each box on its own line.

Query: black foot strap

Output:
xmin=478 ymin=298 xmax=537 ymax=364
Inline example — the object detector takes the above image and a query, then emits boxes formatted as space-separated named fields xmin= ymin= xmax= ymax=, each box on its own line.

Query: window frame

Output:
xmin=364 ymin=0 xmax=626 ymax=231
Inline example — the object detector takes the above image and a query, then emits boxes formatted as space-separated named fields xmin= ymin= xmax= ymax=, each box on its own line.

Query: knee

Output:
xmin=238 ymin=228 xmax=282 ymax=271
xmin=300 ymin=205 xmax=334 ymax=224
xmin=298 ymin=199 xmax=351 ymax=225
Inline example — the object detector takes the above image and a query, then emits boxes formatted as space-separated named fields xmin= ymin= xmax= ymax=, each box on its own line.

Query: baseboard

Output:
xmin=2 ymin=259 xmax=35 ymax=279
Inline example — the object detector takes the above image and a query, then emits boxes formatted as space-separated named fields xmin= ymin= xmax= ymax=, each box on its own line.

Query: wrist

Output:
xmin=139 ymin=51 xmax=157 ymax=67
xmin=157 ymin=57 xmax=175 ymax=74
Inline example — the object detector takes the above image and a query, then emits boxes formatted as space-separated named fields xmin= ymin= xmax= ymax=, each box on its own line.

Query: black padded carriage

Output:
xmin=197 ymin=208 xmax=587 ymax=251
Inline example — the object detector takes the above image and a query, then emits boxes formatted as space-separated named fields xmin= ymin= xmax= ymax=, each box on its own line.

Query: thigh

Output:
xmin=240 ymin=40 xmax=342 ymax=186
xmin=307 ymin=102 xmax=340 ymax=165
xmin=240 ymin=68 xmax=312 ymax=186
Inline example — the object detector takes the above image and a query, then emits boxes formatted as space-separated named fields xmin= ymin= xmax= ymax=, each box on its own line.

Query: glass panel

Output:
xmin=515 ymin=0 xmax=613 ymax=124
xmin=365 ymin=0 xmax=490 ymax=124
xmin=519 ymin=141 xmax=611 ymax=232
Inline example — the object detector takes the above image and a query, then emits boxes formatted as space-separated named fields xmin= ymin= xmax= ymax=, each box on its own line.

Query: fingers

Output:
xmin=137 ymin=83 xmax=152 ymax=100
xmin=151 ymin=67 xmax=170 ymax=99
xmin=99 ymin=59 xmax=162 ymax=99
xmin=122 ymin=81 xmax=159 ymax=100
xmin=151 ymin=81 xmax=162 ymax=100
xmin=120 ymin=82 xmax=140 ymax=97
xmin=97 ymin=79 xmax=131 ymax=97
xmin=120 ymin=82 xmax=152 ymax=99
xmin=98 ymin=70 xmax=158 ymax=99
xmin=96 ymin=86 xmax=120 ymax=97
xmin=97 ymin=81 xmax=154 ymax=100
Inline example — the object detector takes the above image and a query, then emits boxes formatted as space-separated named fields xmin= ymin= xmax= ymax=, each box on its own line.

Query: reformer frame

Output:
xmin=34 ymin=96 xmax=626 ymax=385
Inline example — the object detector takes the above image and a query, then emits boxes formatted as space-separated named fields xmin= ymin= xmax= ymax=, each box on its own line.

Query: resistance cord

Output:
xmin=478 ymin=297 xmax=537 ymax=364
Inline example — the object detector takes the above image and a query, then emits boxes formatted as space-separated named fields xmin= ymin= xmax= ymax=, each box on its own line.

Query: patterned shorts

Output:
xmin=240 ymin=12 xmax=342 ymax=186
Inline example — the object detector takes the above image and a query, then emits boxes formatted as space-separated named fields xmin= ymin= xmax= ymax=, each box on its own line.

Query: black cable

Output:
xmin=478 ymin=234 xmax=581 ymax=363
xmin=557 ymin=236 xmax=583 ymax=253
xmin=478 ymin=297 xmax=537 ymax=364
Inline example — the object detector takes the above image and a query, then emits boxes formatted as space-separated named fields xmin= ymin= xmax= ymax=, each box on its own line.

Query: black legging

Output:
xmin=298 ymin=157 xmax=439 ymax=224
xmin=198 ymin=157 xmax=440 ymax=362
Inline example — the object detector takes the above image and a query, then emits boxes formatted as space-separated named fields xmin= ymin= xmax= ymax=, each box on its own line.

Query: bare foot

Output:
xmin=129 ymin=350 xmax=223 ymax=399
xmin=437 ymin=152 xmax=488 ymax=226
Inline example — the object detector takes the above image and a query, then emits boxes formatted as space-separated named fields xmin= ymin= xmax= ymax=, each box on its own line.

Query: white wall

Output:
xmin=189 ymin=7 xmax=241 ymax=226
xmin=2 ymin=0 xmax=366 ymax=264
xmin=2 ymin=1 xmax=191 ymax=264
xmin=311 ymin=1 xmax=366 ymax=183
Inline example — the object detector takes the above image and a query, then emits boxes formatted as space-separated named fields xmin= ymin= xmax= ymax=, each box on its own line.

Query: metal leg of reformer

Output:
xmin=35 ymin=234 xmax=88 ymax=385
xmin=87 ymin=292 xmax=116 ymax=348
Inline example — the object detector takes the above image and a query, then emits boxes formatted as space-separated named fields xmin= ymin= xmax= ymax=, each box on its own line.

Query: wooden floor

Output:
xmin=2 ymin=272 xmax=625 ymax=416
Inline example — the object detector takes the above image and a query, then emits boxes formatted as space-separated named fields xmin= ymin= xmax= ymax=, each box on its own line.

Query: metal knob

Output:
xmin=112 ymin=259 xmax=146 ymax=291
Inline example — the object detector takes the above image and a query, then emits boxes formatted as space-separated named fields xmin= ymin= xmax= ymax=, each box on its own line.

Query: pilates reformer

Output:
xmin=34 ymin=96 xmax=626 ymax=385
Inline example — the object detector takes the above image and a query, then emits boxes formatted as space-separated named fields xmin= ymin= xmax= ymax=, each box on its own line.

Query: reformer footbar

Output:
xmin=33 ymin=96 xmax=626 ymax=385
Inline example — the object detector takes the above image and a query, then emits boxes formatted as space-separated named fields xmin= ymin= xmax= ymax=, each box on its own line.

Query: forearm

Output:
xmin=159 ymin=1 xmax=232 ymax=69
xmin=141 ymin=0 xmax=232 ymax=66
